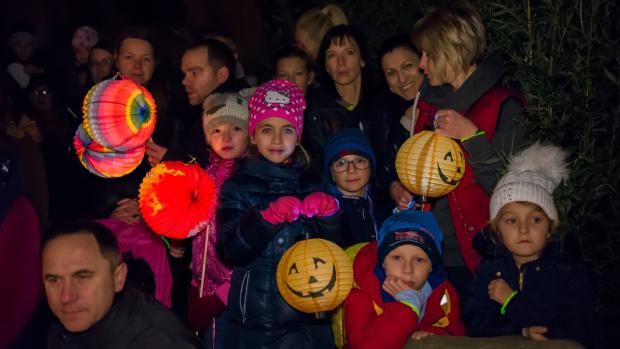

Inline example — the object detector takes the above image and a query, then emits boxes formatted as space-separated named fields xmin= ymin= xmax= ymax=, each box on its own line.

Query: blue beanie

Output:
xmin=376 ymin=211 xmax=445 ymax=286
xmin=323 ymin=129 xmax=376 ymax=182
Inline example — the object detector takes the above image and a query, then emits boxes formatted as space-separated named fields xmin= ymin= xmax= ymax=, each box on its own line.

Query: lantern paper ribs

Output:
xmin=395 ymin=130 xmax=466 ymax=198
xmin=139 ymin=161 xmax=217 ymax=239
xmin=277 ymin=238 xmax=353 ymax=314
xmin=74 ymin=78 xmax=157 ymax=178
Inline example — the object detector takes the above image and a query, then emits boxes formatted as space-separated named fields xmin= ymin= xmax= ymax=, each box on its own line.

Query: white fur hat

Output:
xmin=490 ymin=143 xmax=569 ymax=221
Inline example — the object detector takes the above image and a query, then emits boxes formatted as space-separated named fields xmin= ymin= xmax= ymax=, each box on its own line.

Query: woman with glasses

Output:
xmin=323 ymin=129 xmax=387 ymax=249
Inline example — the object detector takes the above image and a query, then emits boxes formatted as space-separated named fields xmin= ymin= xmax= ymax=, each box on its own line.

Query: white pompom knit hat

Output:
xmin=490 ymin=143 xmax=569 ymax=222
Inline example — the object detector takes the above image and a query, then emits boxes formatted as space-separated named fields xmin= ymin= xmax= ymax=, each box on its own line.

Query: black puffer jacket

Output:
xmin=464 ymin=243 xmax=594 ymax=347
xmin=216 ymin=155 xmax=341 ymax=349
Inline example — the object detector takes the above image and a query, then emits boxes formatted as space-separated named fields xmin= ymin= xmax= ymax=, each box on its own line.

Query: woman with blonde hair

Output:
xmin=392 ymin=4 xmax=527 ymax=304
xmin=294 ymin=4 xmax=348 ymax=62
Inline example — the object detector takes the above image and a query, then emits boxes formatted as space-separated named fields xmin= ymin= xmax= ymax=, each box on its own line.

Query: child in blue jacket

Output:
xmin=464 ymin=143 xmax=594 ymax=346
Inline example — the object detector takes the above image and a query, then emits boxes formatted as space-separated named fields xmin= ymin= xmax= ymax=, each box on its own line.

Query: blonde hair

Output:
xmin=296 ymin=4 xmax=348 ymax=41
xmin=411 ymin=5 xmax=485 ymax=83
xmin=490 ymin=201 xmax=559 ymax=240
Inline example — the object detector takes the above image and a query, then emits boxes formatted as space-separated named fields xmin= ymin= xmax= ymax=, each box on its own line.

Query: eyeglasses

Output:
xmin=331 ymin=157 xmax=369 ymax=173
xmin=89 ymin=58 xmax=114 ymax=67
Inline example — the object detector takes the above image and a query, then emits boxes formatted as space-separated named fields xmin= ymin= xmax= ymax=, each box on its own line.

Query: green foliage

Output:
xmin=258 ymin=0 xmax=620 ymax=317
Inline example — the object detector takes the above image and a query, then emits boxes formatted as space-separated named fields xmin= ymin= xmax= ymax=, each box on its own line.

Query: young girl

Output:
xmin=465 ymin=143 xmax=594 ymax=346
xmin=216 ymin=79 xmax=341 ymax=348
xmin=186 ymin=92 xmax=250 ymax=347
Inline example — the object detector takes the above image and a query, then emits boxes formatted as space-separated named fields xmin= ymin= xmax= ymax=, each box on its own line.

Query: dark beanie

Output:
xmin=377 ymin=211 xmax=443 ymax=274
xmin=323 ymin=129 xmax=376 ymax=181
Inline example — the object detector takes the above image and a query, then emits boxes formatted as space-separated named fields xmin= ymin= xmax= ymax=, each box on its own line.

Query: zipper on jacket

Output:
xmin=518 ymin=266 xmax=526 ymax=291
xmin=239 ymin=270 xmax=251 ymax=324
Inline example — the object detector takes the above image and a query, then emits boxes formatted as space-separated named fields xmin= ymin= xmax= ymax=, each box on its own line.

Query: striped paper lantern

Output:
xmin=277 ymin=238 xmax=353 ymax=314
xmin=395 ymin=130 xmax=466 ymax=198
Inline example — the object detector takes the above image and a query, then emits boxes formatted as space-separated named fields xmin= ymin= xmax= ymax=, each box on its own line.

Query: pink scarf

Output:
xmin=190 ymin=152 xmax=235 ymax=295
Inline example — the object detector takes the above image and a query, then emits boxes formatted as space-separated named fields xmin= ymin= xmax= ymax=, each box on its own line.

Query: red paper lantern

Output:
xmin=139 ymin=161 xmax=217 ymax=239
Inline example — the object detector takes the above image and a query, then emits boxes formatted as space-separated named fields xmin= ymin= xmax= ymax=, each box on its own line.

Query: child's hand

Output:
xmin=382 ymin=276 xmax=413 ymax=297
xmin=411 ymin=330 xmax=434 ymax=341
xmin=110 ymin=198 xmax=142 ymax=224
xmin=169 ymin=239 xmax=187 ymax=258
xmin=487 ymin=278 xmax=514 ymax=305
xmin=522 ymin=326 xmax=548 ymax=341
xmin=301 ymin=192 xmax=339 ymax=217
xmin=260 ymin=196 xmax=302 ymax=225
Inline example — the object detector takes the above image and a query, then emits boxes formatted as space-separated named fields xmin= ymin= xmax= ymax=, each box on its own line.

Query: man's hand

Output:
xmin=488 ymin=278 xmax=514 ymax=305
xmin=110 ymin=198 xmax=141 ymax=224
xmin=522 ymin=326 xmax=548 ymax=341
xmin=146 ymin=140 xmax=168 ymax=167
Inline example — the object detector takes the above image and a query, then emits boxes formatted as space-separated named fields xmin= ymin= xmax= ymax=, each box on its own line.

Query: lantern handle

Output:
xmin=410 ymin=91 xmax=420 ymax=137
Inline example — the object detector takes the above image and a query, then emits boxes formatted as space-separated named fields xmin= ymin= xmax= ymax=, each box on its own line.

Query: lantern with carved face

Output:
xmin=395 ymin=130 xmax=466 ymax=198
xmin=277 ymin=238 xmax=353 ymax=314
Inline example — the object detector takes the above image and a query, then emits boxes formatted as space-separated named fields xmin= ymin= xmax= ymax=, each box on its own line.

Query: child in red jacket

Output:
xmin=344 ymin=210 xmax=465 ymax=349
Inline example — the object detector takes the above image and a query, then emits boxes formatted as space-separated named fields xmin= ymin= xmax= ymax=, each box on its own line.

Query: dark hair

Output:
xmin=273 ymin=46 xmax=314 ymax=73
xmin=378 ymin=35 xmax=420 ymax=63
xmin=317 ymin=25 xmax=368 ymax=72
xmin=89 ymin=40 xmax=115 ymax=60
xmin=115 ymin=27 xmax=158 ymax=60
xmin=186 ymin=39 xmax=236 ymax=78
xmin=43 ymin=220 xmax=122 ymax=271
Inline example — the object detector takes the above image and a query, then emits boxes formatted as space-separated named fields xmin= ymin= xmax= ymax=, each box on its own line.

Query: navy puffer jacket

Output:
xmin=216 ymin=155 xmax=342 ymax=349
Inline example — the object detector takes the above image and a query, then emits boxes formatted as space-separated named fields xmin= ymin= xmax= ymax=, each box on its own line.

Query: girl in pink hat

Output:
xmin=215 ymin=79 xmax=342 ymax=348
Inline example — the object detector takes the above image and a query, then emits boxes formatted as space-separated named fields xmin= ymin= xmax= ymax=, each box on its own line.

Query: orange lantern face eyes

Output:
xmin=285 ymin=258 xmax=337 ymax=298
xmin=437 ymin=151 xmax=464 ymax=186
xmin=276 ymin=238 xmax=354 ymax=314
xmin=395 ymin=131 xmax=466 ymax=198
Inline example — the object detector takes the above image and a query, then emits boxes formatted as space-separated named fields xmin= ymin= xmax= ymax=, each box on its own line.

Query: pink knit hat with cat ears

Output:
xmin=249 ymin=79 xmax=306 ymax=140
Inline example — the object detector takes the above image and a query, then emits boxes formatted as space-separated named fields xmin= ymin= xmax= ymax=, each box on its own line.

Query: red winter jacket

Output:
xmin=343 ymin=242 xmax=465 ymax=349
xmin=414 ymin=87 xmax=524 ymax=271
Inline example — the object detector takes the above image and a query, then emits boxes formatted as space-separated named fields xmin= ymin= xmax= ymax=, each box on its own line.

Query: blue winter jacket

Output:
xmin=464 ymin=243 xmax=594 ymax=346
xmin=216 ymin=155 xmax=342 ymax=349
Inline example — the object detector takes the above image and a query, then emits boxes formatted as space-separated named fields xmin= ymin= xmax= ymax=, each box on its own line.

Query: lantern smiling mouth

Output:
xmin=437 ymin=151 xmax=462 ymax=186
xmin=285 ymin=264 xmax=338 ymax=298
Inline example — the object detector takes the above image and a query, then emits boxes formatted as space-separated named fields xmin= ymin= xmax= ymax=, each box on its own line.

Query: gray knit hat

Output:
xmin=490 ymin=143 xmax=569 ymax=222
xmin=202 ymin=92 xmax=249 ymax=133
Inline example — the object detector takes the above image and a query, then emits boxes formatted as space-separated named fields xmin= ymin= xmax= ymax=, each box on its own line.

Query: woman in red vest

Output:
xmin=390 ymin=4 xmax=527 ymax=304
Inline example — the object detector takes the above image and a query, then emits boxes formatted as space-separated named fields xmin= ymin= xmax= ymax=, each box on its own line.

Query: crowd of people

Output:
xmin=1 ymin=2 xmax=595 ymax=349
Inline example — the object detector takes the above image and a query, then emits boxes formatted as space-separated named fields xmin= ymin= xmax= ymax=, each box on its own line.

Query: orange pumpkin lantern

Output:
xmin=395 ymin=130 xmax=466 ymax=198
xmin=277 ymin=238 xmax=353 ymax=315
xmin=139 ymin=161 xmax=216 ymax=239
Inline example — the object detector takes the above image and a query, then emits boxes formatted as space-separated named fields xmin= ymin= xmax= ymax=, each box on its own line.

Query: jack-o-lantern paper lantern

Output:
xmin=395 ymin=130 xmax=466 ymax=198
xmin=277 ymin=238 xmax=353 ymax=314
xmin=139 ymin=161 xmax=216 ymax=239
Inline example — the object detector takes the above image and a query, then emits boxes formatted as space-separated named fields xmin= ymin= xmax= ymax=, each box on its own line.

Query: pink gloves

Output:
xmin=260 ymin=196 xmax=302 ymax=225
xmin=301 ymin=192 xmax=339 ymax=218
xmin=259 ymin=192 xmax=339 ymax=225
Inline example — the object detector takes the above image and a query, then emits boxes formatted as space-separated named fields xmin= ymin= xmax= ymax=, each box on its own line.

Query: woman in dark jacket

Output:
xmin=368 ymin=35 xmax=426 ymax=213
xmin=303 ymin=25 xmax=378 ymax=176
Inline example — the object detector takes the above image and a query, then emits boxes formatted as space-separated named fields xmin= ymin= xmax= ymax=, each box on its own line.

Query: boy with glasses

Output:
xmin=323 ymin=129 xmax=387 ymax=248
